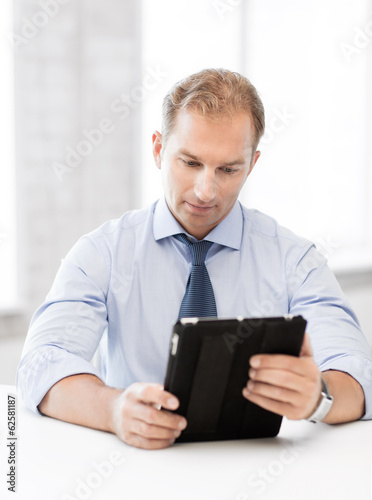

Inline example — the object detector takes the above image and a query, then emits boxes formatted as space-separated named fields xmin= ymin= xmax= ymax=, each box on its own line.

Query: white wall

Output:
xmin=0 ymin=0 xmax=142 ymax=338
xmin=337 ymin=272 xmax=372 ymax=347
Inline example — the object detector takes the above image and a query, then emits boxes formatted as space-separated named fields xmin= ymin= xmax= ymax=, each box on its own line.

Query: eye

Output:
xmin=183 ymin=159 xmax=199 ymax=167
xmin=223 ymin=167 xmax=237 ymax=174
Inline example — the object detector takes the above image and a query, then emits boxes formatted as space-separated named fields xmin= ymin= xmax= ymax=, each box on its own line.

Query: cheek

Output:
xmin=220 ymin=178 xmax=245 ymax=200
xmin=161 ymin=164 xmax=181 ymax=198
xmin=170 ymin=165 xmax=191 ymax=190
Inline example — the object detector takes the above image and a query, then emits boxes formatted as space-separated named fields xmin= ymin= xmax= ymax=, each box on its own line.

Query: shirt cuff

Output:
xmin=16 ymin=346 xmax=104 ymax=414
xmin=319 ymin=355 xmax=372 ymax=420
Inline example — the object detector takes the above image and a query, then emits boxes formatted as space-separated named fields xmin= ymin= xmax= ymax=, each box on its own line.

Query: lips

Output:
xmin=186 ymin=201 xmax=215 ymax=212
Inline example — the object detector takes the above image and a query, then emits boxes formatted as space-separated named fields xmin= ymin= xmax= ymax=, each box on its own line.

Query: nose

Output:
xmin=194 ymin=167 xmax=217 ymax=203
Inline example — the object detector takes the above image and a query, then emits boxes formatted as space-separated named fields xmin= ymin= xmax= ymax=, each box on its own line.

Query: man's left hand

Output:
xmin=242 ymin=333 xmax=321 ymax=420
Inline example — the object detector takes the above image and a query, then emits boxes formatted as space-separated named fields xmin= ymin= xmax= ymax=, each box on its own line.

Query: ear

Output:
xmin=246 ymin=150 xmax=261 ymax=178
xmin=152 ymin=131 xmax=163 ymax=170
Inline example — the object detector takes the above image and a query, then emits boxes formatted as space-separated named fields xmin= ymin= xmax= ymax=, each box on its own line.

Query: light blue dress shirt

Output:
xmin=17 ymin=197 xmax=372 ymax=419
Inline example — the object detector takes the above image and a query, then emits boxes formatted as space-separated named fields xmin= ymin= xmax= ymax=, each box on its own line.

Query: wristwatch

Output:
xmin=306 ymin=377 xmax=334 ymax=423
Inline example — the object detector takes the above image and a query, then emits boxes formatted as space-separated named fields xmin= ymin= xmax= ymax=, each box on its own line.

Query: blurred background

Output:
xmin=0 ymin=0 xmax=371 ymax=384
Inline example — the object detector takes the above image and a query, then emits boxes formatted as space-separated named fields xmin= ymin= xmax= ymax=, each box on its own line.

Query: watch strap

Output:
xmin=306 ymin=377 xmax=334 ymax=424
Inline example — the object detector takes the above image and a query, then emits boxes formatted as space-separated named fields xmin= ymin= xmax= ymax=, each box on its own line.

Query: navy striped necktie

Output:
xmin=174 ymin=233 xmax=217 ymax=319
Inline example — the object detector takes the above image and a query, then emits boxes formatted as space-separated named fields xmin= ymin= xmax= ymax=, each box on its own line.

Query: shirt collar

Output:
xmin=153 ymin=197 xmax=242 ymax=250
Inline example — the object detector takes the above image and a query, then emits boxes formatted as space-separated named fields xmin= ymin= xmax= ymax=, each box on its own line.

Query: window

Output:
xmin=0 ymin=0 xmax=17 ymax=310
xmin=241 ymin=0 xmax=372 ymax=273
xmin=142 ymin=0 xmax=372 ymax=273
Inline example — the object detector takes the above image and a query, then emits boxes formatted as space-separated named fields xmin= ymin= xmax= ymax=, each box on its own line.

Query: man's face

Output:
xmin=152 ymin=109 xmax=260 ymax=240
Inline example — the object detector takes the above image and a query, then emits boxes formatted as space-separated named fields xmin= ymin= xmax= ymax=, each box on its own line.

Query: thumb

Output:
xmin=299 ymin=332 xmax=313 ymax=358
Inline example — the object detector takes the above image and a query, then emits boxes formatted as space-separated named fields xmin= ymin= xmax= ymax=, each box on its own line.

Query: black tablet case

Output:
xmin=164 ymin=315 xmax=306 ymax=442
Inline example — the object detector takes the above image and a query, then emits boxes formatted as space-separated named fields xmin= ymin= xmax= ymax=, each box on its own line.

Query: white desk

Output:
xmin=0 ymin=384 xmax=371 ymax=500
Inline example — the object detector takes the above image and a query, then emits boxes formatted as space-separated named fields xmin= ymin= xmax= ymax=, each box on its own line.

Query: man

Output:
xmin=17 ymin=69 xmax=372 ymax=450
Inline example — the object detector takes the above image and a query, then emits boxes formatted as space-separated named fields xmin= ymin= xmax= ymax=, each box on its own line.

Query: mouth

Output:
xmin=185 ymin=201 xmax=216 ymax=213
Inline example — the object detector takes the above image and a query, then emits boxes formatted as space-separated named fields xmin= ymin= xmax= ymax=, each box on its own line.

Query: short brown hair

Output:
xmin=162 ymin=68 xmax=265 ymax=152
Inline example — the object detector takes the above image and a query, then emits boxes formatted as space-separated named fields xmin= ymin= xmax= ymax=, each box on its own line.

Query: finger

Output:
xmin=249 ymin=353 xmax=315 ymax=377
xmin=130 ymin=417 xmax=183 ymax=440
xmin=135 ymin=402 xmax=187 ymax=431
xmin=242 ymin=388 xmax=298 ymax=419
xmin=243 ymin=375 xmax=321 ymax=420
xmin=248 ymin=367 xmax=311 ymax=393
xmin=125 ymin=433 xmax=176 ymax=450
xmin=244 ymin=379 xmax=297 ymax=406
xmin=243 ymin=379 xmax=314 ymax=420
xmin=130 ymin=383 xmax=180 ymax=411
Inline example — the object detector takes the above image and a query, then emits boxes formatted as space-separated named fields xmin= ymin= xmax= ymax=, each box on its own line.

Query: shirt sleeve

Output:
xmin=287 ymin=244 xmax=372 ymax=420
xmin=16 ymin=234 xmax=110 ymax=413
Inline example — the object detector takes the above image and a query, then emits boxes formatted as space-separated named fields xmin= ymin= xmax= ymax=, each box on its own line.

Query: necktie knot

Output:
xmin=173 ymin=233 xmax=213 ymax=266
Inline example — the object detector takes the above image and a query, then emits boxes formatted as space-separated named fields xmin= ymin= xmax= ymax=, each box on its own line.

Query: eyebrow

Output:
xmin=179 ymin=149 xmax=246 ymax=167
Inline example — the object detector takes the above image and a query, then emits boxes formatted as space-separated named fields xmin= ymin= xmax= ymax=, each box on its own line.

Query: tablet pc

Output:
xmin=163 ymin=315 xmax=306 ymax=442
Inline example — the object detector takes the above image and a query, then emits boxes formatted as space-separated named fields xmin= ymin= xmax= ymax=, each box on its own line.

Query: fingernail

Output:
xmin=250 ymin=369 xmax=256 ymax=378
xmin=250 ymin=357 xmax=260 ymax=368
xmin=178 ymin=419 xmax=187 ymax=430
xmin=168 ymin=397 xmax=178 ymax=408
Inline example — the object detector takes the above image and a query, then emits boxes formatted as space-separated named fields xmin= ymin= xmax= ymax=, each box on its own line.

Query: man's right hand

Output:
xmin=38 ymin=375 xmax=187 ymax=451
xmin=111 ymin=383 xmax=187 ymax=450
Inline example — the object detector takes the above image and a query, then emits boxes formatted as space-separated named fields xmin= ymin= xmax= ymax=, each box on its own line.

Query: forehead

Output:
xmin=165 ymin=108 xmax=254 ymax=159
